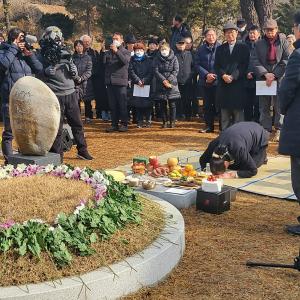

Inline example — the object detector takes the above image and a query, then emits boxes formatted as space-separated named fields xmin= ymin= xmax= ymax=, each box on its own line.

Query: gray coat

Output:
xmin=278 ymin=43 xmax=300 ymax=157
xmin=252 ymin=34 xmax=290 ymax=80
xmin=153 ymin=50 xmax=180 ymax=101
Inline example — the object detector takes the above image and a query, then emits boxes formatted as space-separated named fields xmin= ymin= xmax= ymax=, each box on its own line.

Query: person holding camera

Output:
xmin=0 ymin=28 xmax=43 ymax=164
xmin=38 ymin=26 xmax=93 ymax=161
xmin=104 ymin=32 xmax=131 ymax=133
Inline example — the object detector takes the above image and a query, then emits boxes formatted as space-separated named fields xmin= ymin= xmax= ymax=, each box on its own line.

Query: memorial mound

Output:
xmin=0 ymin=164 xmax=165 ymax=287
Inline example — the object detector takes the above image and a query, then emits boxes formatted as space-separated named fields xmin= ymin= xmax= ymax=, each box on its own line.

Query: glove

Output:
xmin=44 ymin=66 xmax=56 ymax=76
xmin=69 ymin=63 xmax=78 ymax=77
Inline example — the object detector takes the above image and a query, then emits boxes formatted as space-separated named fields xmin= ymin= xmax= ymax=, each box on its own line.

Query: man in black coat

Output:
xmin=104 ymin=32 xmax=131 ymax=132
xmin=200 ymin=122 xmax=269 ymax=178
xmin=214 ymin=22 xmax=250 ymax=130
xmin=278 ymin=11 xmax=300 ymax=235
xmin=174 ymin=37 xmax=194 ymax=120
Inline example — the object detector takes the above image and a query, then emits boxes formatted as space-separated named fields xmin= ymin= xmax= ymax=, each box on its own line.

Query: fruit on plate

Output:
xmin=167 ymin=157 xmax=179 ymax=167
xmin=150 ymin=166 xmax=169 ymax=178
xmin=169 ymin=170 xmax=182 ymax=180
xmin=132 ymin=162 xmax=146 ymax=175
xmin=169 ymin=164 xmax=182 ymax=172
xmin=182 ymin=164 xmax=197 ymax=177
xmin=105 ymin=170 xmax=126 ymax=182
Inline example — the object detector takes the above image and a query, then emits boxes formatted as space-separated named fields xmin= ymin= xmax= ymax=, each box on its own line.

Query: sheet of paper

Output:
xmin=133 ymin=84 xmax=150 ymax=97
xmin=165 ymin=188 xmax=191 ymax=195
xmin=256 ymin=81 xmax=277 ymax=96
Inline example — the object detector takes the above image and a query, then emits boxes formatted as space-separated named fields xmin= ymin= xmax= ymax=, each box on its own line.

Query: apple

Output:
xmin=149 ymin=156 xmax=160 ymax=168
xmin=167 ymin=157 xmax=178 ymax=167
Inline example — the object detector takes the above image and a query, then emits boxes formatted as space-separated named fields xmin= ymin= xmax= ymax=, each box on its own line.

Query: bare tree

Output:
xmin=2 ymin=0 xmax=10 ymax=31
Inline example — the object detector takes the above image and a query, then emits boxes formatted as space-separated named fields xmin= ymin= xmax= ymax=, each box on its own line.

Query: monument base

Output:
xmin=7 ymin=152 xmax=61 ymax=166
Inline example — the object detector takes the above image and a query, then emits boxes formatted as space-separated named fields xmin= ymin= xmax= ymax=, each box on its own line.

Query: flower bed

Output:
xmin=0 ymin=164 xmax=142 ymax=268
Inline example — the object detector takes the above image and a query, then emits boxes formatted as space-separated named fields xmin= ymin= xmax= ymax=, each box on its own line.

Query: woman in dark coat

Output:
xmin=129 ymin=42 xmax=153 ymax=128
xmin=72 ymin=40 xmax=93 ymax=123
xmin=153 ymin=42 xmax=180 ymax=128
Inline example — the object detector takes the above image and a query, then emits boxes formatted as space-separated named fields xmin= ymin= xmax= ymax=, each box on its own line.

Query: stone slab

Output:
xmin=0 ymin=196 xmax=185 ymax=300
xmin=137 ymin=185 xmax=197 ymax=209
xmin=7 ymin=152 xmax=61 ymax=166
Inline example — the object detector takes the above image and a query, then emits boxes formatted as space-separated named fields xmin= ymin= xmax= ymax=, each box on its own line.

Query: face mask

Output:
xmin=131 ymin=51 xmax=135 ymax=56
xmin=135 ymin=51 xmax=145 ymax=57
xmin=161 ymin=50 xmax=170 ymax=57
xmin=113 ymin=40 xmax=122 ymax=48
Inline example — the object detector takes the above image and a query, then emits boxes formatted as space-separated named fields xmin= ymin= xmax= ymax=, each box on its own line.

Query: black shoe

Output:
xmin=77 ymin=150 xmax=93 ymax=161
xmin=119 ymin=125 xmax=128 ymax=132
xmin=105 ymin=126 xmax=119 ymax=133
xmin=137 ymin=122 xmax=143 ymax=128
xmin=145 ymin=122 xmax=151 ymax=128
xmin=169 ymin=122 xmax=176 ymax=128
xmin=286 ymin=224 xmax=300 ymax=235
xmin=161 ymin=123 xmax=167 ymax=129
xmin=199 ymin=128 xmax=214 ymax=133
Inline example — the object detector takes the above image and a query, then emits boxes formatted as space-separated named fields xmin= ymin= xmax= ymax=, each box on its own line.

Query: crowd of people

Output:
xmin=69 ymin=15 xmax=292 ymax=137
xmin=0 ymin=15 xmax=296 ymax=162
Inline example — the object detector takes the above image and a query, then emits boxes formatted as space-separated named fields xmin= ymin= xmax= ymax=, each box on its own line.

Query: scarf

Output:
xmin=266 ymin=35 xmax=278 ymax=65
xmin=134 ymin=54 xmax=145 ymax=62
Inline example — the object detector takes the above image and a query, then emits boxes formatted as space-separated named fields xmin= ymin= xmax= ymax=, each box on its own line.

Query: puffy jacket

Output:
xmin=72 ymin=52 xmax=92 ymax=100
xmin=0 ymin=43 xmax=43 ymax=103
xmin=153 ymin=50 xmax=180 ymax=101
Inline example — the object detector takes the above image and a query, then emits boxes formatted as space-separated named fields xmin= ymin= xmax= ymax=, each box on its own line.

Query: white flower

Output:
xmin=4 ymin=165 xmax=14 ymax=172
xmin=61 ymin=165 xmax=69 ymax=173
xmin=30 ymin=219 xmax=45 ymax=224
xmin=45 ymin=164 xmax=54 ymax=173
xmin=49 ymin=226 xmax=55 ymax=231
xmin=0 ymin=169 xmax=8 ymax=179
xmin=54 ymin=165 xmax=64 ymax=173
xmin=16 ymin=164 xmax=27 ymax=172
xmin=93 ymin=171 xmax=105 ymax=183
xmin=64 ymin=170 xmax=73 ymax=179
xmin=80 ymin=171 xmax=90 ymax=181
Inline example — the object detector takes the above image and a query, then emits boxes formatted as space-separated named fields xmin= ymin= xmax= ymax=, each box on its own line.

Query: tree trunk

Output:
xmin=2 ymin=0 xmax=10 ymax=32
xmin=254 ymin=0 xmax=275 ymax=28
xmin=240 ymin=0 xmax=257 ymax=27
xmin=86 ymin=0 xmax=91 ymax=36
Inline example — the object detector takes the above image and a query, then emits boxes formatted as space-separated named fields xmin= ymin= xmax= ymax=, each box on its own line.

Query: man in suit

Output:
xmin=104 ymin=32 xmax=131 ymax=133
xmin=278 ymin=11 xmax=300 ymax=235
xmin=214 ymin=22 xmax=250 ymax=130
xmin=252 ymin=19 xmax=290 ymax=141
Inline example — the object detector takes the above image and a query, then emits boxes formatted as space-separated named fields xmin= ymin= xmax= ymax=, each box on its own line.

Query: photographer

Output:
xmin=0 ymin=28 xmax=43 ymax=164
xmin=38 ymin=26 xmax=93 ymax=161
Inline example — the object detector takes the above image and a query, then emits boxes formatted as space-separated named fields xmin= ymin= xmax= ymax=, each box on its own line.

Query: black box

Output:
xmin=196 ymin=185 xmax=234 ymax=214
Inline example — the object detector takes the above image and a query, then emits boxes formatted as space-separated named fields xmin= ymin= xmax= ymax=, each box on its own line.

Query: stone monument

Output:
xmin=7 ymin=76 xmax=61 ymax=166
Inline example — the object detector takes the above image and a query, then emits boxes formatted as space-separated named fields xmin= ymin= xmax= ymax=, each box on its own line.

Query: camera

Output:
xmin=40 ymin=37 xmax=72 ymax=66
xmin=20 ymin=34 xmax=37 ymax=50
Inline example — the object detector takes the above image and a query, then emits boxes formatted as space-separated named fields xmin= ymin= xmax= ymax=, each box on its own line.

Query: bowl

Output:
xmin=142 ymin=180 xmax=156 ymax=190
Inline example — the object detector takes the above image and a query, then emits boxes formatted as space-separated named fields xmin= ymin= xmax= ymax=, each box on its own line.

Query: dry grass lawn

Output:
xmin=2 ymin=118 xmax=299 ymax=298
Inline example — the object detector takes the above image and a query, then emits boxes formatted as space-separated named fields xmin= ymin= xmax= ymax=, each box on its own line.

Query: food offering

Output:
xmin=202 ymin=175 xmax=224 ymax=193
xmin=147 ymin=156 xmax=170 ymax=178
xmin=132 ymin=157 xmax=148 ymax=175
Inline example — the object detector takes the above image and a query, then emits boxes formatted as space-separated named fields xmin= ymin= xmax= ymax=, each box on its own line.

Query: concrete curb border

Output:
xmin=0 ymin=195 xmax=185 ymax=300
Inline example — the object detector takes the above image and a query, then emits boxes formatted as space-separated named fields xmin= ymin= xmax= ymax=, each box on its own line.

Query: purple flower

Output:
xmin=95 ymin=185 xmax=107 ymax=202
xmin=0 ymin=219 xmax=15 ymax=229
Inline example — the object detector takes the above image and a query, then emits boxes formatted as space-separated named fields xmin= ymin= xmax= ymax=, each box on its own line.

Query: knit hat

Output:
xmin=41 ymin=26 xmax=63 ymax=41
xmin=133 ymin=42 xmax=146 ymax=50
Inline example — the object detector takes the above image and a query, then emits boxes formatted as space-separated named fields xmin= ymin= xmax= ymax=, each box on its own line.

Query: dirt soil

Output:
xmin=2 ymin=119 xmax=299 ymax=299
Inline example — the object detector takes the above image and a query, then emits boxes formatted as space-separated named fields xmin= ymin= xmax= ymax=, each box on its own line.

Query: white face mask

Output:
xmin=113 ymin=40 xmax=122 ymax=48
xmin=135 ymin=50 xmax=145 ymax=57
xmin=161 ymin=50 xmax=170 ymax=57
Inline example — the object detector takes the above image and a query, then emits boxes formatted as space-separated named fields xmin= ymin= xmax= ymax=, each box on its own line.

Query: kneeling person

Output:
xmin=200 ymin=122 xmax=269 ymax=178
